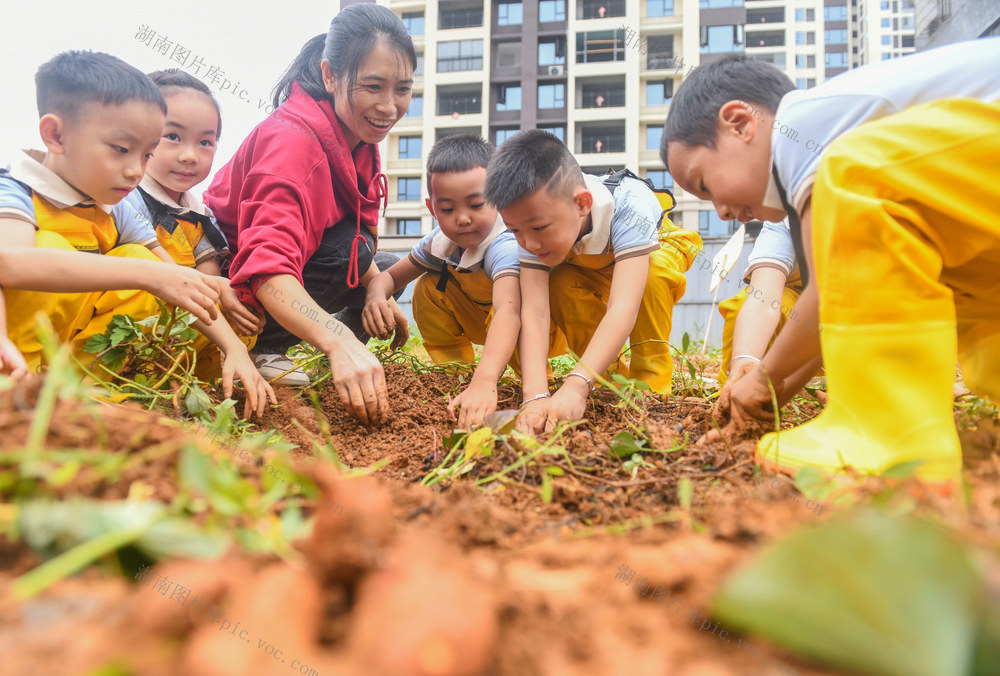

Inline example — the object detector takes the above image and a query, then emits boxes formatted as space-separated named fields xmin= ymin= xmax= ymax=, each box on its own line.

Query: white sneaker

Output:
xmin=252 ymin=353 xmax=310 ymax=387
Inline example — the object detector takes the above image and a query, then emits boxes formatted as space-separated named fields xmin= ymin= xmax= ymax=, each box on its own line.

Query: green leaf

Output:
xmin=544 ymin=466 xmax=565 ymax=477
xmin=713 ymin=512 xmax=992 ymax=676
xmin=101 ymin=347 xmax=129 ymax=372
xmin=82 ymin=333 xmax=110 ymax=354
xmin=793 ymin=466 xmax=832 ymax=500
xmin=881 ymin=459 xmax=927 ymax=481
xmin=681 ymin=332 xmax=691 ymax=353
xmin=483 ymin=409 xmax=519 ymax=435
xmin=184 ymin=385 xmax=212 ymax=415
xmin=540 ymin=473 xmax=553 ymax=504
xmin=610 ymin=431 xmax=647 ymax=458
xmin=677 ymin=477 xmax=693 ymax=510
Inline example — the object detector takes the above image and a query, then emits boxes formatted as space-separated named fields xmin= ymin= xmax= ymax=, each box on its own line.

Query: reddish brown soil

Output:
xmin=1 ymin=364 xmax=998 ymax=676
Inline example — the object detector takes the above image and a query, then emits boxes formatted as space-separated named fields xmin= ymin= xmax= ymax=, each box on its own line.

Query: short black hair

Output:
xmin=35 ymin=50 xmax=166 ymax=121
xmin=148 ymin=69 xmax=222 ymax=139
xmin=426 ymin=134 xmax=494 ymax=194
xmin=661 ymin=55 xmax=794 ymax=173
xmin=484 ymin=130 xmax=584 ymax=210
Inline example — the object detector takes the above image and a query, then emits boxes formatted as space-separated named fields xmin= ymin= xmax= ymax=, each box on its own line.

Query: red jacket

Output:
xmin=205 ymin=82 xmax=386 ymax=310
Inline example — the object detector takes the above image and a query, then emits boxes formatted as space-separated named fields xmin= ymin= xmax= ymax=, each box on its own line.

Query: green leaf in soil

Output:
xmin=713 ymin=511 xmax=993 ymax=676
xmin=610 ymin=431 xmax=647 ymax=458
xmin=540 ymin=473 xmax=554 ymax=504
xmin=184 ymin=385 xmax=213 ymax=415
xmin=793 ymin=466 xmax=833 ymax=501
xmin=677 ymin=477 xmax=693 ymax=510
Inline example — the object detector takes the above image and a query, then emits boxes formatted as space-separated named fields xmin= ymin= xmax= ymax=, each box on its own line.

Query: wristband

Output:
xmin=520 ymin=392 xmax=550 ymax=408
xmin=565 ymin=372 xmax=595 ymax=391
xmin=730 ymin=354 xmax=762 ymax=369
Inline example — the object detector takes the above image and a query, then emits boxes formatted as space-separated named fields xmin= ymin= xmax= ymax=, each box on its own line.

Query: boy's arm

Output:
xmin=196 ymin=257 xmax=264 ymax=337
xmin=448 ymin=275 xmax=521 ymax=428
xmin=189 ymin=314 xmax=276 ymax=419
xmin=0 ymin=287 xmax=29 ymax=380
xmin=0 ymin=218 xmax=220 ymax=324
xmin=706 ymin=199 xmax=822 ymax=442
xmin=362 ymin=256 xmax=422 ymax=341
xmin=729 ymin=266 xmax=788 ymax=380
xmin=546 ymin=254 xmax=649 ymax=428
xmin=517 ymin=266 xmax=555 ymax=433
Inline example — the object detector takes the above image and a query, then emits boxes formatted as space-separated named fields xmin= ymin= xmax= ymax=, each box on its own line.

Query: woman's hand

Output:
xmin=327 ymin=339 xmax=389 ymax=427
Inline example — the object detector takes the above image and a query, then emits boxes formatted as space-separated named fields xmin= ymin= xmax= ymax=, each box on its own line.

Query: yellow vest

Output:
xmin=156 ymin=215 xmax=205 ymax=268
xmin=32 ymin=193 xmax=118 ymax=254
xmin=440 ymin=263 xmax=495 ymax=305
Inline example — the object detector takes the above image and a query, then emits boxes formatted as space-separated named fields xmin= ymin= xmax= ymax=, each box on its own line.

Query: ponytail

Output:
xmin=272 ymin=34 xmax=328 ymax=109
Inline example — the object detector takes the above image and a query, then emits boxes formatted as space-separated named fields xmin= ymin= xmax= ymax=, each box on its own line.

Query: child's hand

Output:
xmin=0 ymin=336 xmax=29 ymax=380
xmin=219 ymin=348 xmax=278 ymax=420
xmin=219 ymin=283 xmax=265 ymax=336
xmin=387 ymin=298 xmax=409 ymax=349
xmin=700 ymin=365 xmax=779 ymax=445
xmin=146 ymin=266 xmax=221 ymax=324
xmin=727 ymin=356 xmax=759 ymax=384
xmin=546 ymin=385 xmax=588 ymax=429
xmin=362 ymin=293 xmax=395 ymax=340
xmin=516 ymin=396 xmax=551 ymax=435
xmin=448 ymin=380 xmax=498 ymax=429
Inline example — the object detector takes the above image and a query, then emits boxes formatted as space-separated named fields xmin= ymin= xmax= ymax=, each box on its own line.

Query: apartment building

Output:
xmin=852 ymin=0 xmax=917 ymax=65
xmin=915 ymin=0 xmax=1000 ymax=48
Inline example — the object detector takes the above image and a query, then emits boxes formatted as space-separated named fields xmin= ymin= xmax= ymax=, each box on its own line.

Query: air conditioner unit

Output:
xmin=548 ymin=65 xmax=565 ymax=76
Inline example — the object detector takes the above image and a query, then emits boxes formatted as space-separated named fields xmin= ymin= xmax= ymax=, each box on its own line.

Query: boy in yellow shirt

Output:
xmin=0 ymin=50 xmax=273 ymax=417
xmin=485 ymin=130 xmax=701 ymax=433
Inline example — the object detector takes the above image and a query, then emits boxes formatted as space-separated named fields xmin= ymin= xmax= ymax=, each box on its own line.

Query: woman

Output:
xmin=206 ymin=4 xmax=415 ymax=426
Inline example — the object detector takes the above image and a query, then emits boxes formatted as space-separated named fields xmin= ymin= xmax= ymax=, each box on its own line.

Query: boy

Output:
xmin=363 ymin=134 xmax=564 ymax=428
xmin=663 ymin=40 xmax=1000 ymax=491
xmin=485 ymin=130 xmax=702 ymax=433
xmin=715 ymin=219 xmax=820 ymax=390
xmin=0 ymin=50 xmax=274 ymax=417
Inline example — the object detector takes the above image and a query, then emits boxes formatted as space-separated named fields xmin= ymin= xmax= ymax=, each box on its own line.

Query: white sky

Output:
xmin=0 ymin=0 xmax=342 ymax=195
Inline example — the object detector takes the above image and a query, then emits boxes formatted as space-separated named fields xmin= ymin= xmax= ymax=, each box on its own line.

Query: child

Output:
xmin=363 ymin=134 xmax=565 ymax=428
xmin=715 ymin=219 xmax=820 ymax=390
xmin=0 ymin=50 xmax=274 ymax=418
xmin=485 ymin=130 xmax=702 ymax=433
xmin=662 ymin=40 xmax=1000 ymax=491
xmin=125 ymin=69 xmax=263 ymax=338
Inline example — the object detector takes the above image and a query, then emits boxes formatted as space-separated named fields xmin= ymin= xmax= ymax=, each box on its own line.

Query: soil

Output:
xmin=1 ymin=362 xmax=998 ymax=676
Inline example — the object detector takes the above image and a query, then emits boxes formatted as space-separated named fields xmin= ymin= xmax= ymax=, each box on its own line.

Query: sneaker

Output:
xmin=252 ymin=353 xmax=311 ymax=387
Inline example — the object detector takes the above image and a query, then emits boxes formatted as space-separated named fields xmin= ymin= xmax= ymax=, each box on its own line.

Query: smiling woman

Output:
xmin=204 ymin=4 xmax=416 ymax=426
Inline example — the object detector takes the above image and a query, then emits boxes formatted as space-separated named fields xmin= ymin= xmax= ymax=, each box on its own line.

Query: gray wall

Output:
xmin=383 ymin=234 xmax=756 ymax=351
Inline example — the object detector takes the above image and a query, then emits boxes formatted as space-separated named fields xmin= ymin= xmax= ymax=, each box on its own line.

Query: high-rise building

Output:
xmin=852 ymin=0 xmax=917 ymax=65
xmin=915 ymin=0 xmax=1000 ymax=49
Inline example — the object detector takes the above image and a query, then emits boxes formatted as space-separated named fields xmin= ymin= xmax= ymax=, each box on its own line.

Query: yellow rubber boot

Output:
xmin=756 ymin=321 xmax=962 ymax=493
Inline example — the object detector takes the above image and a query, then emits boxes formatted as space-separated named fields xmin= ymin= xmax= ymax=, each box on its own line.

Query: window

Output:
xmin=752 ymin=52 xmax=787 ymax=69
xmin=581 ymin=0 xmax=626 ymax=19
xmin=880 ymin=1 xmax=890 ymax=9
xmin=579 ymin=78 xmax=626 ymax=107
xmin=437 ymin=86 xmax=481 ymax=115
xmin=882 ymin=53 xmax=891 ymax=61
xmin=645 ymin=80 xmax=673 ymax=106
xmin=402 ymin=11 xmax=424 ymax=35
xmin=807 ymin=78 xmax=816 ymax=87
xmin=645 ymin=35 xmax=675 ymax=69
xmin=699 ymin=210 xmax=738 ymax=237
xmin=398 ymin=135 xmax=422 ymax=159
xmin=415 ymin=52 xmax=424 ymax=77
xmin=538 ymin=125 xmax=565 ymax=142
xmin=646 ymin=169 xmax=673 ymax=190
xmin=749 ymin=29 xmax=784 ymax=47
xmin=576 ymin=30 xmax=626 ymax=63
xmin=538 ymin=37 xmax=566 ymax=66
xmin=902 ymin=35 xmax=914 ymax=48
xmin=439 ymin=6 xmax=483 ymax=30
xmin=495 ymin=128 xmax=519 ymax=145
xmin=825 ymin=29 xmax=847 ymax=44
xmin=901 ymin=16 xmax=915 ymax=30
xmin=395 ymin=218 xmax=421 ymax=236
xmin=881 ymin=35 xmax=891 ymax=45
xmin=700 ymin=24 xmax=745 ymax=53
xmin=795 ymin=31 xmax=815 ymax=45
xmin=794 ymin=8 xmax=815 ymax=21
xmin=437 ymin=40 xmax=483 ymax=72
xmin=700 ymin=0 xmax=743 ymax=7
xmin=496 ymin=85 xmax=521 ymax=111
xmin=397 ymin=178 xmax=421 ymax=202
xmin=796 ymin=77 xmax=806 ymax=89
xmin=498 ymin=1 xmax=523 ymax=26
xmin=496 ymin=42 xmax=522 ymax=68
xmin=824 ymin=6 xmax=848 ymax=21
xmin=645 ymin=126 xmax=662 ymax=150
xmin=825 ymin=52 xmax=848 ymax=67
xmin=880 ymin=18 xmax=890 ymax=27
xmin=747 ymin=8 xmax=785 ymax=23
xmin=405 ymin=94 xmax=423 ymax=117
xmin=580 ymin=125 xmax=626 ymax=153
xmin=538 ymin=83 xmax=565 ymax=108
xmin=539 ymin=0 xmax=566 ymax=22
xmin=647 ymin=0 xmax=674 ymax=17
